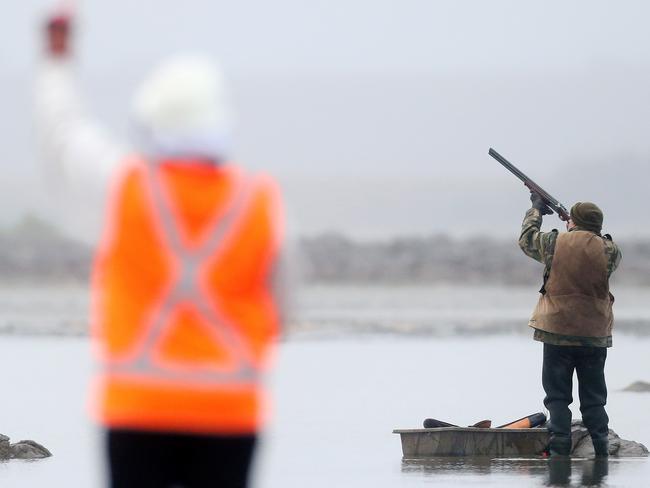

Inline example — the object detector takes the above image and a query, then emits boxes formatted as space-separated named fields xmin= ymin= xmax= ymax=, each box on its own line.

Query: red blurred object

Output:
xmin=47 ymin=14 xmax=70 ymax=28
xmin=45 ymin=13 xmax=72 ymax=57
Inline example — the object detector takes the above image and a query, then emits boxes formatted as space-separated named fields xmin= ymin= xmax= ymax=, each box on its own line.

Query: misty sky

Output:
xmin=2 ymin=0 xmax=650 ymax=239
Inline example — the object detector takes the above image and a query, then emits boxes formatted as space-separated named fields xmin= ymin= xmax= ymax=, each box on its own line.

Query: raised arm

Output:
xmin=518 ymin=195 xmax=558 ymax=266
xmin=35 ymin=13 xmax=126 ymax=187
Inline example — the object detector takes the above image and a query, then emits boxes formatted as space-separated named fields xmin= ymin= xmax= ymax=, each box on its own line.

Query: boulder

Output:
xmin=0 ymin=434 xmax=51 ymax=460
xmin=622 ymin=381 xmax=650 ymax=392
xmin=10 ymin=440 xmax=52 ymax=460
xmin=570 ymin=420 xmax=648 ymax=457
xmin=0 ymin=434 xmax=10 ymax=459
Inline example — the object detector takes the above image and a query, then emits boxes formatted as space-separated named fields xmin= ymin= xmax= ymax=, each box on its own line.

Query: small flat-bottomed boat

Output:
xmin=393 ymin=426 xmax=549 ymax=458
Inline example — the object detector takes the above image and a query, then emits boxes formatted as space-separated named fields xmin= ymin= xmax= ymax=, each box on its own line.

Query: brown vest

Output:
xmin=529 ymin=230 xmax=614 ymax=338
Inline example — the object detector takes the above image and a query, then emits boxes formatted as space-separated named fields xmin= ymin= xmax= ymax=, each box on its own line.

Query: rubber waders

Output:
xmin=592 ymin=437 xmax=609 ymax=457
xmin=549 ymin=436 xmax=572 ymax=456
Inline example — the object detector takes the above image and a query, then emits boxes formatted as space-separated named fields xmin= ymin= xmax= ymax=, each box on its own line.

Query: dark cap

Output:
xmin=570 ymin=202 xmax=603 ymax=233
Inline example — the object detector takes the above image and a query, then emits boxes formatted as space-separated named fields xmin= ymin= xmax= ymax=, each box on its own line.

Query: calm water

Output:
xmin=0 ymin=336 xmax=648 ymax=487
xmin=2 ymin=284 xmax=649 ymax=337
xmin=0 ymin=285 xmax=648 ymax=487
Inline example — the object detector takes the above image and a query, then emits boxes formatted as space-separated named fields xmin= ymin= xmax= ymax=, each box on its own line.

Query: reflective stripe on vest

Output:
xmin=105 ymin=162 xmax=261 ymax=386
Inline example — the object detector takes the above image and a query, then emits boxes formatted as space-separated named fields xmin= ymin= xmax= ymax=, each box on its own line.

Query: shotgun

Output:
xmin=489 ymin=148 xmax=570 ymax=221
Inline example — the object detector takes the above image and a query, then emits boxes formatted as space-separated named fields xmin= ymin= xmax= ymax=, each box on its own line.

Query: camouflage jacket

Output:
xmin=519 ymin=207 xmax=622 ymax=347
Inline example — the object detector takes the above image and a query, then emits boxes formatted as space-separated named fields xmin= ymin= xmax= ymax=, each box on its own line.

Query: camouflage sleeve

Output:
xmin=605 ymin=239 xmax=622 ymax=277
xmin=518 ymin=208 xmax=558 ymax=265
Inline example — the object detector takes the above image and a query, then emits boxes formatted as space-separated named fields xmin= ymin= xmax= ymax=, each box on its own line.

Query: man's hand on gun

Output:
xmin=489 ymin=148 xmax=571 ymax=222
xmin=530 ymin=192 xmax=553 ymax=216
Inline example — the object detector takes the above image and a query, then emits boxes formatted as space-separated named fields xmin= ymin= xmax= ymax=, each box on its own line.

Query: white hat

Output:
xmin=132 ymin=54 xmax=232 ymax=159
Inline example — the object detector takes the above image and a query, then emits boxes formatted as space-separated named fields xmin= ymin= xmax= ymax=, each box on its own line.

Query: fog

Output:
xmin=2 ymin=0 xmax=649 ymax=238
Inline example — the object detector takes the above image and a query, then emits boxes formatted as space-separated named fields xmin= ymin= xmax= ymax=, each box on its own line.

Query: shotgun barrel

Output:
xmin=489 ymin=148 xmax=570 ymax=221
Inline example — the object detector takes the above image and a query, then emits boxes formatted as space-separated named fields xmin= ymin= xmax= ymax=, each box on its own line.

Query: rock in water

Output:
xmin=0 ymin=434 xmax=51 ymax=460
xmin=0 ymin=434 xmax=10 ymax=459
xmin=622 ymin=381 xmax=650 ymax=392
xmin=10 ymin=440 xmax=52 ymax=460
xmin=570 ymin=421 xmax=649 ymax=457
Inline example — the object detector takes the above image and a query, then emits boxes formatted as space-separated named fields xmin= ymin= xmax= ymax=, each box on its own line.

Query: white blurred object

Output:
xmin=34 ymin=59 xmax=126 ymax=243
xmin=35 ymin=52 xmax=293 ymax=325
xmin=132 ymin=55 xmax=232 ymax=159
xmin=35 ymin=54 xmax=231 ymax=243
xmin=35 ymin=60 xmax=125 ymax=181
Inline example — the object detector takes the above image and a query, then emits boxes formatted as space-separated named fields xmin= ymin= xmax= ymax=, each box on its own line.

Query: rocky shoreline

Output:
xmin=3 ymin=216 xmax=650 ymax=286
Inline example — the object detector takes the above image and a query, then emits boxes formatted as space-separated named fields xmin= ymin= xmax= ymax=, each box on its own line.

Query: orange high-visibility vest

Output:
xmin=91 ymin=157 xmax=283 ymax=435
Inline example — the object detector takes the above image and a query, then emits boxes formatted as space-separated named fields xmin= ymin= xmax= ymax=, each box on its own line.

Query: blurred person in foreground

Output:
xmin=36 ymin=12 xmax=285 ymax=488
xmin=519 ymin=195 xmax=621 ymax=457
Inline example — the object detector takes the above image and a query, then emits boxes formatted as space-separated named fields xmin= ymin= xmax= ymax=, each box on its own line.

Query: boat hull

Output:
xmin=393 ymin=427 xmax=549 ymax=457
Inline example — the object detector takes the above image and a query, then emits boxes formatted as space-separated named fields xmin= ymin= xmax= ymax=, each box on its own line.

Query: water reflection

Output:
xmin=546 ymin=457 xmax=572 ymax=486
xmin=545 ymin=458 xmax=609 ymax=487
xmin=401 ymin=457 xmax=609 ymax=487
xmin=578 ymin=459 xmax=608 ymax=487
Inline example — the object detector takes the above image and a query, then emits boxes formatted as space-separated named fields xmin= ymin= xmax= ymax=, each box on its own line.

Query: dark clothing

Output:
xmin=542 ymin=344 xmax=609 ymax=452
xmin=107 ymin=429 xmax=257 ymax=488
xmin=520 ymin=207 xmax=616 ymax=457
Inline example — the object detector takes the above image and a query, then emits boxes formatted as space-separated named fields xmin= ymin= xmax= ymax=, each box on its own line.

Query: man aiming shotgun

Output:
xmin=490 ymin=149 xmax=622 ymax=457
